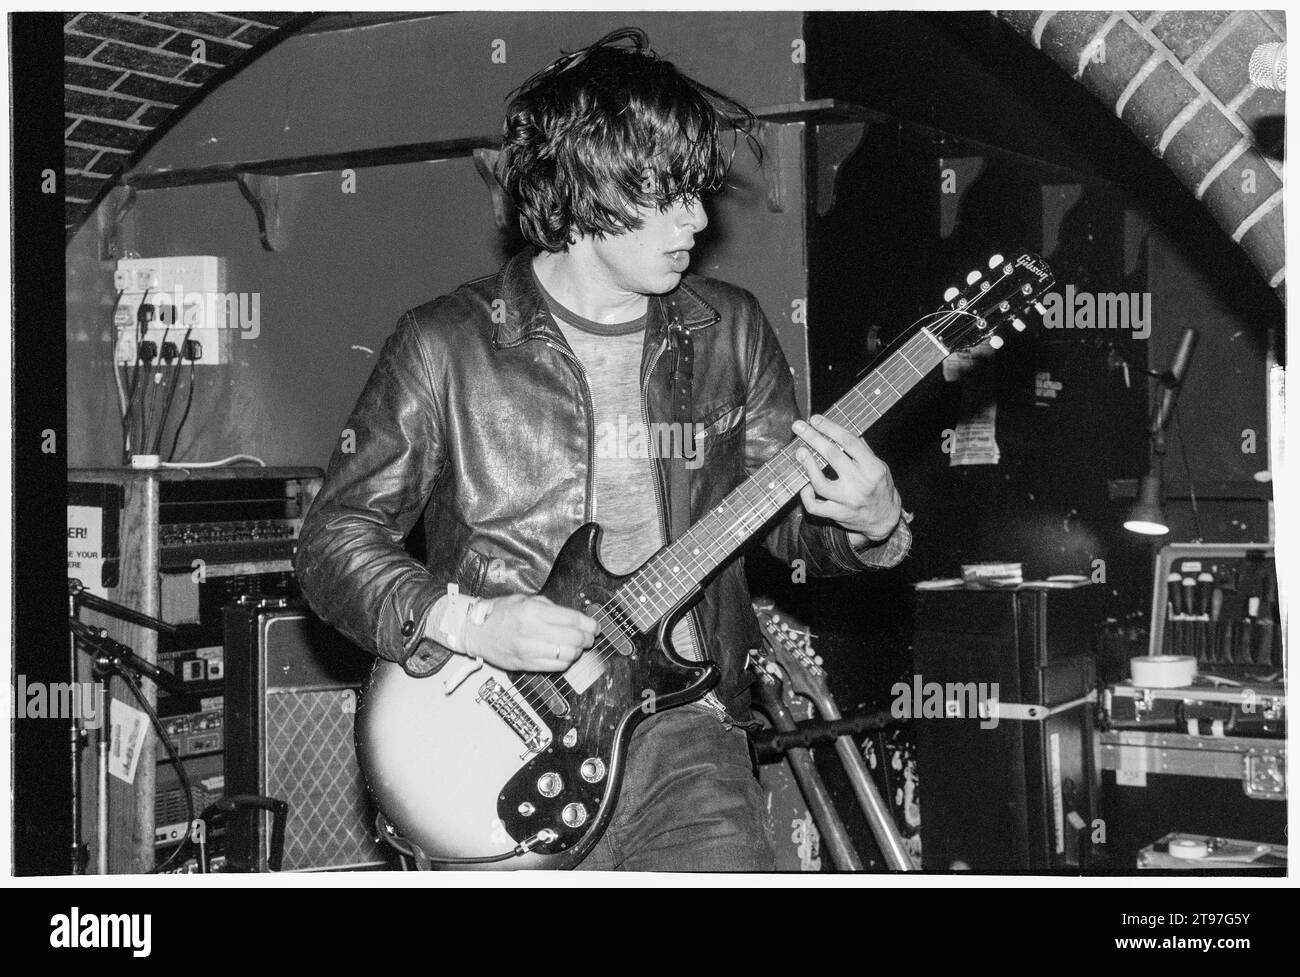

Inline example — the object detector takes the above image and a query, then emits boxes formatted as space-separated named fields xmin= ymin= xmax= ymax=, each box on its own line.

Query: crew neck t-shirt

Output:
xmin=533 ymin=267 xmax=700 ymax=661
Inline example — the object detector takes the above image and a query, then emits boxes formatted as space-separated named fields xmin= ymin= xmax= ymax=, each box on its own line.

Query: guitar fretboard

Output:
xmin=614 ymin=328 xmax=948 ymax=630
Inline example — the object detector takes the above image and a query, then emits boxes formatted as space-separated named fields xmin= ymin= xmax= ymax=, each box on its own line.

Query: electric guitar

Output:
xmin=749 ymin=603 xmax=864 ymax=871
xmin=753 ymin=598 xmax=919 ymax=870
xmin=356 ymin=250 xmax=1054 ymax=868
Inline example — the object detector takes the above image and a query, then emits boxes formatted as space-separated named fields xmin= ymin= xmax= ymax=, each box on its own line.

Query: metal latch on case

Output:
xmin=1244 ymin=750 xmax=1286 ymax=800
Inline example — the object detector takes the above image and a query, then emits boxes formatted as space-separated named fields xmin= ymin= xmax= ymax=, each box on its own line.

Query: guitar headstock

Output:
xmin=752 ymin=599 xmax=834 ymax=714
xmin=927 ymin=251 xmax=1054 ymax=355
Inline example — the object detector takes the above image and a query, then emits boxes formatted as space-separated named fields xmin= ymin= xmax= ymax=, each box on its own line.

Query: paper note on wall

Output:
xmin=950 ymin=402 xmax=1000 ymax=466
xmin=67 ymin=505 xmax=108 ymax=597
xmin=109 ymin=698 xmax=149 ymax=785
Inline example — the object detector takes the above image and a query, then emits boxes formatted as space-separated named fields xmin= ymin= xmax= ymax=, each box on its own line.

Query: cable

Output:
xmin=151 ymin=336 xmax=184 ymax=456
xmin=157 ymin=454 xmax=266 ymax=469
xmin=90 ymin=653 xmax=196 ymax=874
xmin=107 ymin=289 xmax=126 ymax=416
xmin=120 ymin=356 xmax=146 ymax=463
xmin=377 ymin=820 xmax=531 ymax=866
xmin=143 ymin=340 xmax=168 ymax=457
xmin=1175 ymin=410 xmax=1203 ymax=542
xmin=126 ymin=288 xmax=153 ymax=457
xmin=106 ymin=289 xmax=135 ymax=463
xmin=167 ymin=360 xmax=197 ymax=463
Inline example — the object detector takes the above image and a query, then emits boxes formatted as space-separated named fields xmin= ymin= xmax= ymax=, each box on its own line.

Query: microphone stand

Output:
xmin=67 ymin=586 xmax=88 ymax=874
xmin=68 ymin=578 xmax=178 ymax=875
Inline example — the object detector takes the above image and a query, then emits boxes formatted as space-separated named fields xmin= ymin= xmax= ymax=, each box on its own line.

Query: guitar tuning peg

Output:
xmin=987 ymin=253 xmax=1004 ymax=269
xmin=943 ymin=286 xmax=959 ymax=303
xmin=988 ymin=334 xmax=1005 ymax=350
xmin=1033 ymin=301 xmax=1047 ymax=316
xmin=1012 ymin=318 xmax=1027 ymax=332
xmin=966 ymin=270 xmax=982 ymax=285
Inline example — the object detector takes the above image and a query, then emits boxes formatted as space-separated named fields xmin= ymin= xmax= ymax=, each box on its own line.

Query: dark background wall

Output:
xmin=747 ymin=10 xmax=1278 ymax=724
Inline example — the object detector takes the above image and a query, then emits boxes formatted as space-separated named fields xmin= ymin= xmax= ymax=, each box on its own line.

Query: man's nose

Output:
xmin=678 ymin=196 xmax=708 ymax=233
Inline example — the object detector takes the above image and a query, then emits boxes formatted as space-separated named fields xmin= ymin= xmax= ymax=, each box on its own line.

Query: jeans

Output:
xmin=574 ymin=702 xmax=777 ymax=872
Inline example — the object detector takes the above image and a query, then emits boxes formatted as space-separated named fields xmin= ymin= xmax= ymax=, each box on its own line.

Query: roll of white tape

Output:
xmin=1130 ymin=655 xmax=1198 ymax=688
xmin=1168 ymin=837 xmax=1210 ymax=859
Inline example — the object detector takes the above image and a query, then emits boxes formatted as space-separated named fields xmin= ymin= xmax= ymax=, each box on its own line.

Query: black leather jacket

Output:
xmin=294 ymin=250 xmax=911 ymax=715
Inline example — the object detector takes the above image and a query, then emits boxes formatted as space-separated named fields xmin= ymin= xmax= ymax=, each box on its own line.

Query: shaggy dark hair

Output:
xmin=497 ymin=28 xmax=758 ymax=252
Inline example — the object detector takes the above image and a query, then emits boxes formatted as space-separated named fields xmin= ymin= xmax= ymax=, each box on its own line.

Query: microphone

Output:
xmin=70 ymin=620 xmax=188 ymax=695
xmin=1249 ymin=42 xmax=1286 ymax=92
xmin=1149 ymin=328 xmax=1199 ymax=436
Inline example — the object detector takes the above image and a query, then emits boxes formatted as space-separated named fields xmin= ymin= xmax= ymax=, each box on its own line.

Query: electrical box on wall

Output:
xmin=113 ymin=256 xmax=241 ymax=367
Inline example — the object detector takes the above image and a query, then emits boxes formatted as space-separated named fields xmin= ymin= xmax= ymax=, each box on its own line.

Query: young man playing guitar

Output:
xmin=295 ymin=28 xmax=911 ymax=871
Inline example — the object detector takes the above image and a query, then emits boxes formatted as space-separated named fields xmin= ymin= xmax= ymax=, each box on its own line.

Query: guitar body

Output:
xmin=356 ymin=522 xmax=718 ymax=869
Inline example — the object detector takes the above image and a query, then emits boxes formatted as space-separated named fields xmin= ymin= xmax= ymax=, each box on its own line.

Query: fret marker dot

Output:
xmin=639 ymin=595 xmax=646 ymax=603
xmin=654 ymin=581 xmax=661 ymax=588
xmin=874 ymin=388 xmax=881 ymax=395
xmin=693 ymin=548 xmax=700 ymax=555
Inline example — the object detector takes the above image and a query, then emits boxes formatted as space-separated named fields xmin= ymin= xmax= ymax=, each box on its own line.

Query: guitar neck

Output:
xmin=615 ymin=328 xmax=948 ymax=630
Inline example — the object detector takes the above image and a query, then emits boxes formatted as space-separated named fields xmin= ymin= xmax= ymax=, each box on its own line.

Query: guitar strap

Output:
xmin=666 ymin=323 xmax=694 ymax=540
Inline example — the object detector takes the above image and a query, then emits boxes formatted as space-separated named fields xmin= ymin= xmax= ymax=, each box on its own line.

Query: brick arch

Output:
xmin=997 ymin=10 xmax=1285 ymax=298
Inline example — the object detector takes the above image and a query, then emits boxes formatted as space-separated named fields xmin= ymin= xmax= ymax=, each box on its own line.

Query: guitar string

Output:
xmin=505 ymin=302 xmax=998 ymax=714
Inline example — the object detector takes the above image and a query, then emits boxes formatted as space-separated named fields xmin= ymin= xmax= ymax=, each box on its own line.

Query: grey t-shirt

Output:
xmin=536 ymin=274 xmax=699 ymax=661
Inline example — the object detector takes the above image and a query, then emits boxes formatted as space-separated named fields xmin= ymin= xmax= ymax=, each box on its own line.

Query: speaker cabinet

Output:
xmin=223 ymin=599 xmax=394 ymax=871
xmin=913 ymin=587 xmax=1101 ymax=872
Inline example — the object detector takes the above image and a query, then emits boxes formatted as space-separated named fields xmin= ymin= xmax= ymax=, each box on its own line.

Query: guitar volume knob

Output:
xmin=537 ymin=772 xmax=563 ymax=797
xmin=580 ymin=757 xmax=606 ymax=783
xmin=561 ymin=802 xmax=588 ymax=828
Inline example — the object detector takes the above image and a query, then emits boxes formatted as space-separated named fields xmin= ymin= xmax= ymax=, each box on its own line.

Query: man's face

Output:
xmin=581 ymin=195 xmax=709 ymax=297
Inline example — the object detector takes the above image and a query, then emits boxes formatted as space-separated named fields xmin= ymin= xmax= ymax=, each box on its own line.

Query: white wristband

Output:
xmin=438 ymin=583 xmax=476 ymax=652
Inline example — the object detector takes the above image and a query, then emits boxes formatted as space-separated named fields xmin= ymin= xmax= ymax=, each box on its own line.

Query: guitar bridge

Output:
xmin=478 ymin=677 xmax=550 ymax=757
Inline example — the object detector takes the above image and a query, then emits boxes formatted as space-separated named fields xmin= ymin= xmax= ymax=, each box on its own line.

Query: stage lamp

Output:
xmin=1124 ymin=471 xmax=1169 ymax=536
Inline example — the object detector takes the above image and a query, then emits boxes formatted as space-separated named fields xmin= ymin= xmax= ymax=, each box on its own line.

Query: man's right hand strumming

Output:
xmin=440 ymin=593 xmax=598 ymax=672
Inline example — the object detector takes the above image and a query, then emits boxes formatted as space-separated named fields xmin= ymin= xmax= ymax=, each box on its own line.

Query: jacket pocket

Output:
xmin=451 ymin=546 xmax=490 ymax=596
xmin=695 ymin=401 xmax=745 ymax=443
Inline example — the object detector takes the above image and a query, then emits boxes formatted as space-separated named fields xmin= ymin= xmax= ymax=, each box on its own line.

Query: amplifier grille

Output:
xmin=264 ymin=687 xmax=388 ymax=871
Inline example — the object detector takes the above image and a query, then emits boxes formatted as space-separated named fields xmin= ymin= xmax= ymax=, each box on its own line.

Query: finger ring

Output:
xmin=555 ymin=645 xmax=562 ymax=660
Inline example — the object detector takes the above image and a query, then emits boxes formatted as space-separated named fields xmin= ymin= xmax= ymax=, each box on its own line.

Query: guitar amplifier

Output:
xmin=223 ymin=599 xmax=396 ymax=872
xmin=912 ymin=586 xmax=1102 ymax=872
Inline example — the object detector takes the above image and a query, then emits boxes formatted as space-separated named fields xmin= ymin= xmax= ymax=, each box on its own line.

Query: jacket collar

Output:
xmin=491 ymin=249 xmax=720 ymax=349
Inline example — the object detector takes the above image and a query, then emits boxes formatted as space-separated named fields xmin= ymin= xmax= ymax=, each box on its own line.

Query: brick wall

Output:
xmin=63 ymin=11 xmax=307 ymax=235
xmin=998 ymin=10 xmax=1285 ymax=298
